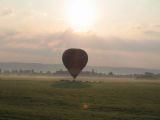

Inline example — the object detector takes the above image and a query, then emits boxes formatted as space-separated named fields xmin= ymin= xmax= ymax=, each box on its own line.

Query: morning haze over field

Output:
xmin=0 ymin=0 xmax=160 ymax=69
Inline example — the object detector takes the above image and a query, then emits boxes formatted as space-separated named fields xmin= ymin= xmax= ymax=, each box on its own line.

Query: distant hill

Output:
xmin=0 ymin=62 xmax=160 ymax=75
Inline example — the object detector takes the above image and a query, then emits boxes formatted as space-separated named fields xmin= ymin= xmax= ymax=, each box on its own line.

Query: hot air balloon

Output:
xmin=62 ymin=48 xmax=88 ymax=80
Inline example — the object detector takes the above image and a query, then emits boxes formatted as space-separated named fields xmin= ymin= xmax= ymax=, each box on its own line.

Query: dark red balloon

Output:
xmin=62 ymin=48 xmax=88 ymax=79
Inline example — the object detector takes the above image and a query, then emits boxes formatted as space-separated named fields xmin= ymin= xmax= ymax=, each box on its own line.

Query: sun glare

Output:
xmin=67 ymin=0 xmax=97 ymax=32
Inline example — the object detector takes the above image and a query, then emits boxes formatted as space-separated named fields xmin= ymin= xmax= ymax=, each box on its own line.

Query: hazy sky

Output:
xmin=0 ymin=0 xmax=160 ymax=69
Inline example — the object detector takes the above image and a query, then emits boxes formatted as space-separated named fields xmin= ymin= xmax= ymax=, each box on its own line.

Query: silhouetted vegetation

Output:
xmin=0 ymin=68 xmax=160 ymax=80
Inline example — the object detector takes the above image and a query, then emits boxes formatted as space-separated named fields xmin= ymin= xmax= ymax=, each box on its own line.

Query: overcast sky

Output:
xmin=0 ymin=0 xmax=160 ymax=69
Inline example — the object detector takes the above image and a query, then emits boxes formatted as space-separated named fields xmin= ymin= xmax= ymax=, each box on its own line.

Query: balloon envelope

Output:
xmin=62 ymin=48 xmax=88 ymax=79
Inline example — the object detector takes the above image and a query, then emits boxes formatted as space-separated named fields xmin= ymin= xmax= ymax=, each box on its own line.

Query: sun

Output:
xmin=66 ymin=0 xmax=97 ymax=32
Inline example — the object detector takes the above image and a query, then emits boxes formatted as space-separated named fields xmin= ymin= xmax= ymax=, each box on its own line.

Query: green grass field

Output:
xmin=0 ymin=76 xmax=160 ymax=120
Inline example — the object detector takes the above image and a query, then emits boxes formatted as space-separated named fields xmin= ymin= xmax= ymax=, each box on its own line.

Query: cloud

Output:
xmin=0 ymin=9 xmax=13 ymax=17
xmin=0 ymin=29 xmax=160 ymax=68
xmin=30 ymin=9 xmax=48 ymax=17
xmin=154 ymin=24 xmax=160 ymax=28
xmin=130 ymin=24 xmax=160 ymax=38
xmin=1 ymin=29 xmax=160 ymax=53
xmin=144 ymin=30 xmax=160 ymax=36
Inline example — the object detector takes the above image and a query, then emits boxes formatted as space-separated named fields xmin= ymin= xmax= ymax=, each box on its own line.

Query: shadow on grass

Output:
xmin=51 ymin=80 xmax=92 ymax=89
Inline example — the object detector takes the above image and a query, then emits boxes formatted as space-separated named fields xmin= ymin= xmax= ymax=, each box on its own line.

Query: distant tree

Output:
xmin=4 ymin=70 xmax=10 ymax=74
xmin=108 ymin=72 xmax=114 ymax=76
xmin=144 ymin=72 xmax=154 ymax=77
xmin=31 ymin=69 xmax=35 ymax=74
xmin=91 ymin=69 xmax=95 ymax=74
xmin=11 ymin=70 xmax=18 ymax=74
xmin=46 ymin=71 xmax=51 ymax=75
xmin=19 ymin=69 xmax=23 ymax=74
xmin=40 ymin=71 xmax=43 ymax=74
xmin=157 ymin=73 xmax=160 ymax=78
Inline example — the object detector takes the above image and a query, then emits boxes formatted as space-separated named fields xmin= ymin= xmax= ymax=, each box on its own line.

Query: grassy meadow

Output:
xmin=0 ymin=75 xmax=160 ymax=120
